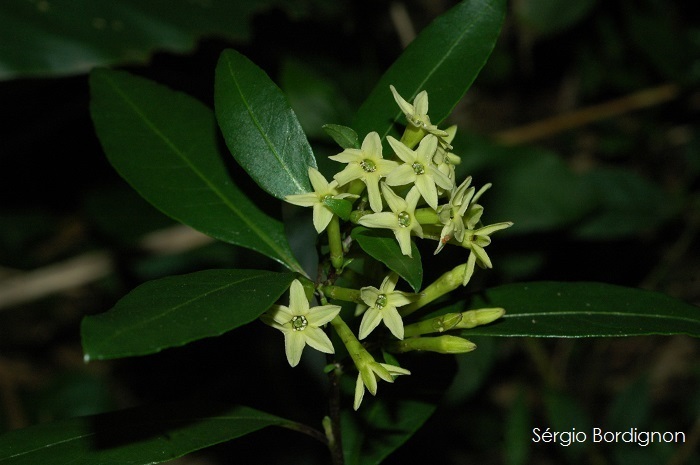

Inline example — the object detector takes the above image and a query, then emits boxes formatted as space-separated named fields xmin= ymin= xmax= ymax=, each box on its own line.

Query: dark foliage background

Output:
xmin=0 ymin=1 xmax=698 ymax=464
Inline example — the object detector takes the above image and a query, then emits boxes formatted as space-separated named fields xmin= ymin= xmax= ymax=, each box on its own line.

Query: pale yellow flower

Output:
xmin=329 ymin=131 xmax=398 ymax=213
xmin=357 ymin=184 xmax=423 ymax=257
xmin=358 ymin=272 xmax=416 ymax=340
xmin=354 ymin=361 xmax=410 ymax=410
xmin=261 ymin=280 xmax=341 ymax=367
xmin=385 ymin=134 xmax=453 ymax=210
xmin=285 ymin=167 xmax=357 ymax=233
xmin=390 ymin=85 xmax=449 ymax=140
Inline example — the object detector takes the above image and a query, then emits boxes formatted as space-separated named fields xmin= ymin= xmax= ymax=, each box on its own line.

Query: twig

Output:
xmin=493 ymin=83 xmax=680 ymax=146
xmin=0 ymin=225 xmax=213 ymax=311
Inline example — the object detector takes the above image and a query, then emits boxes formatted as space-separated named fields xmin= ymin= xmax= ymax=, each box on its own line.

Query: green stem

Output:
xmin=320 ymin=285 xmax=363 ymax=304
xmin=400 ymin=124 xmax=425 ymax=149
xmin=331 ymin=315 xmax=368 ymax=367
xmin=400 ymin=262 xmax=467 ymax=317
xmin=414 ymin=208 xmax=439 ymax=225
xmin=327 ymin=215 xmax=343 ymax=271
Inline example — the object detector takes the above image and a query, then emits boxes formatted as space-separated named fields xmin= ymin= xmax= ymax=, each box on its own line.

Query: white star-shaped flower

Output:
xmin=260 ymin=280 xmax=341 ymax=367
xmin=357 ymin=184 xmax=423 ymax=257
xmin=329 ymin=131 xmax=399 ymax=213
xmin=385 ymin=134 xmax=453 ymax=210
xmin=285 ymin=167 xmax=358 ymax=233
xmin=390 ymin=85 xmax=450 ymax=142
xmin=358 ymin=272 xmax=417 ymax=340
xmin=354 ymin=360 xmax=410 ymax=410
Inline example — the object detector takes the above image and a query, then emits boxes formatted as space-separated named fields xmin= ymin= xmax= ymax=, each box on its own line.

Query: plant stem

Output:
xmin=327 ymin=215 xmax=344 ymax=272
xmin=400 ymin=262 xmax=467 ymax=317
xmin=320 ymin=285 xmax=363 ymax=304
xmin=327 ymin=366 xmax=345 ymax=465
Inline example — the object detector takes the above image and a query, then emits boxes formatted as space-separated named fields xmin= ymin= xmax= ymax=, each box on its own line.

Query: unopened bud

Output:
xmin=387 ymin=335 xmax=476 ymax=354
xmin=403 ymin=312 xmax=463 ymax=337
xmin=454 ymin=307 xmax=505 ymax=329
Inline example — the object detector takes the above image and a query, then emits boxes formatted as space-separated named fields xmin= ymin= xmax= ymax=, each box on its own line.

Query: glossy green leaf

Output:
xmin=351 ymin=226 xmax=422 ymax=292
xmin=353 ymin=0 xmax=506 ymax=140
xmin=90 ymin=68 xmax=304 ymax=274
xmin=0 ymin=0 xmax=273 ymax=80
xmin=446 ymin=282 xmax=700 ymax=337
xmin=0 ymin=402 xmax=292 ymax=465
xmin=82 ymin=269 xmax=296 ymax=360
xmin=322 ymin=197 xmax=352 ymax=221
xmin=215 ymin=49 xmax=316 ymax=199
xmin=322 ymin=124 xmax=360 ymax=149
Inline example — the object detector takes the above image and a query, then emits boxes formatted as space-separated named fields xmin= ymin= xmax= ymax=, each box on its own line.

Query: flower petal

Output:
xmin=361 ymin=131 xmax=383 ymax=157
xmin=284 ymin=193 xmax=318 ymax=208
xmin=312 ymin=204 xmax=334 ymax=234
xmin=329 ymin=149 xmax=362 ymax=164
xmin=415 ymin=174 xmax=438 ymax=210
xmin=308 ymin=304 xmax=341 ymax=326
xmin=307 ymin=167 xmax=329 ymax=193
xmin=353 ymin=374 xmax=365 ymax=410
xmin=268 ymin=304 xmax=293 ymax=326
xmin=387 ymin=291 xmax=416 ymax=307
xmin=384 ymin=164 xmax=416 ymax=187
xmin=284 ymin=331 xmax=305 ymax=367
xmin=303 ymin=327 xmax=335 ymax=354
xmin=365 ymin=177 xmax=383 ymax=213
xmin=390 ymin=85 xmax=415 ymax=117
xmin=387 ymin=136 xmax=416 ymax=164
xmin=413 ymin=90 xmax=429 ymax=116
xmin=360 ymin=286 xmax=380 ymax=307
xmin=382 ymin=306 xmax=404 ymax=340
xmin=379 ymin=272 xmax=399 ymax=293
xmin=358 ymin=307 xmax=383 ymax=340
xmin=333 ymin=164 xmax=364 ymax=186
xmin=393 ymin=228 xmax=413 ymax=257
xmin=462 ymin=252 xmax=477 ymax=286
xmin=428 ymin=165 xmax=453 ymax=190
xmin=288 ymin=280 xmax=310 ymax=315
xmin=380 ymin=183 xmax=407 ymax=213
xmin=358 ymin=212 xmax=396 ymax=230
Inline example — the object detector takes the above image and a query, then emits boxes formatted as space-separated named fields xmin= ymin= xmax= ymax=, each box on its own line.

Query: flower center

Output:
xmin=360 ymin=159 xmax=377 ymax=173
xmin=375 ymin=294 xmax=387 ymax=309
xmin=291 ymin=315 xmax=308 ymax=331
xmin=322 ymin=194 xmax=333 ymax=202
xmin=397 ymin=211 xmax=411 ymax=227
xmin=411 ymin=162 xmax=425 ymax=175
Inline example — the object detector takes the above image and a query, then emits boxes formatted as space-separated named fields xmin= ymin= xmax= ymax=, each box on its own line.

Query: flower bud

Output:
xmin=387 ymin=335 xmax=476 ymax=354
xmin=453 ymin=307 xmax=505 ymax=329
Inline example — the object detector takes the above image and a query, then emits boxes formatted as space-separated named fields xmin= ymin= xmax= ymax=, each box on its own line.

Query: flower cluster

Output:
xmin=263 ymin=85 xmax=512 ymax=409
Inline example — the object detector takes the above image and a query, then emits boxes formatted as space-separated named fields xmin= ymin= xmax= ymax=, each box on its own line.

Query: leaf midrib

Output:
xmin=378 ymin=0 xmax=496 ymax=141
xmin=101 ymin=73 xmax=302 ymax=274
xmin=223 ymin=54 xmax=307 ymax=194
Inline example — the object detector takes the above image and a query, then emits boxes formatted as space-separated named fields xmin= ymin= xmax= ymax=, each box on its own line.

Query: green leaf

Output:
xmin=215 ymin=49 xmax=316 ymax=200
xmin=89 ymin=68 xmax=304 ymax=274
xmin=322 ymin=124 xmax=360 ymax=149
xmin=0 ymin=402 xmax=292 ymax=465
xmin=322 ymin=197 xmax=352 ymax=221
xmin=351 ymin=226 xmax=422 ymax=292
xmin=454 ymin=282 xmax=700 ymax=337
xmin=0 ymin=0 xmax=273 ymax=80
xmin=81 ymin=269 xmax=296 ymax=360
xmin=353 ymin=0 xmax=506 ymax=140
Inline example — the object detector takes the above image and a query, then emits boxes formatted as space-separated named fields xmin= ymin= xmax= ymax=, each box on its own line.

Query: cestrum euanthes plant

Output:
xmin=265 ymin=86 xmax=512 ymax=410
